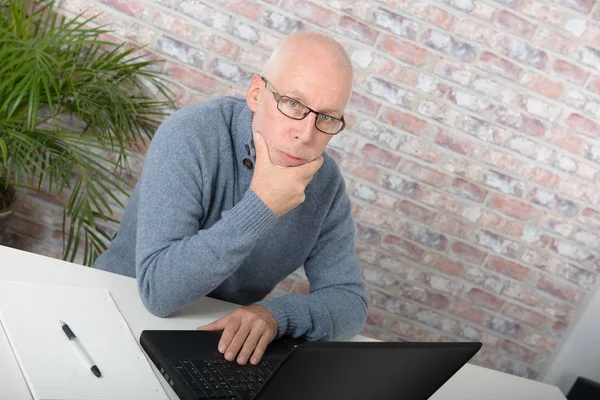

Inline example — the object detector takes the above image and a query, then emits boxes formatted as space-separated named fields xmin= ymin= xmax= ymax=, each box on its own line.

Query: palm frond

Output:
xmin=0 ymin=0 xmax=175 ymax=265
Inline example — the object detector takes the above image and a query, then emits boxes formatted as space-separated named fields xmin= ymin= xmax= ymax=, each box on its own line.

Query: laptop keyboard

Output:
xmin=168 ymin=358 xmax=274 ymax=399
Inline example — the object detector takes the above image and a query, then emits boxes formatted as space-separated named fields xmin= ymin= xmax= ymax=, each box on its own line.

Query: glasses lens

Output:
xmin=316 ymin=114 xmax=343 ymax=134
xmin=278 ymin=96 xmax=309 ymax=119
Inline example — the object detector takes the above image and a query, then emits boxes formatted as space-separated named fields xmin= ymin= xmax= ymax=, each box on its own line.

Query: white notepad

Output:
xmin=0 ymin=281 xmax=168 ymax=400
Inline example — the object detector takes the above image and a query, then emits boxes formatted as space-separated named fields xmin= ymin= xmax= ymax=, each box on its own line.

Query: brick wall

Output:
xmin=4 ymin=0 xmax=600 ymax=380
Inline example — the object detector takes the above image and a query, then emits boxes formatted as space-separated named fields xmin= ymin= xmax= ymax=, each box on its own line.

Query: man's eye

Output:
xmin=320 ymin=114 xmax=332 ymax=122
xmin=288 ymin=100 xmax=298 ymax=108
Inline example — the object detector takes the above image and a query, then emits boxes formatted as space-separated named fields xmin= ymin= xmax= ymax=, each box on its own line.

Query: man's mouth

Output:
xmin=279 ymin=151 xmax=306 ymax=166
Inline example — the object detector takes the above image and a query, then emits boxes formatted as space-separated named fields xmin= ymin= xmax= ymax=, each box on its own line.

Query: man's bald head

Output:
xmin=261 ymin=31 xmax=353 ymax=88
xmin=246 ymin=31 xmax=354 ymax=166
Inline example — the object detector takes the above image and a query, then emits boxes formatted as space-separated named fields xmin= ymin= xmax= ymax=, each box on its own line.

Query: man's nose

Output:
xmin=295 ymin=112 xmax=318 ymax=143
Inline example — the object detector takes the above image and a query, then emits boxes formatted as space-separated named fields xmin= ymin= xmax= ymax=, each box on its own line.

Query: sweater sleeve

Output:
xmin=257 ymin=175 xmax=368 ymax=341
xmin=135 ymin=115 xmax=277 ymax=317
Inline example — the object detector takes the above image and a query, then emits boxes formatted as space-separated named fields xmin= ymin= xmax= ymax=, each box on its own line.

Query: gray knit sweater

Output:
xmin=93 ymin=97 xmax=367 ymax=341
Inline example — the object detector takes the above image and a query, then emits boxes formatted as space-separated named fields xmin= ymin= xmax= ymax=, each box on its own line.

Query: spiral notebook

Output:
xmin=0 ymin=281 xmax=168 ymax=400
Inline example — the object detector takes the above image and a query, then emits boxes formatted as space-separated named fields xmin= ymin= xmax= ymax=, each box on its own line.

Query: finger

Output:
xmin=299 ymin=155 xmax=324 ymax=178
xmin=217 ymin=318 xmax=240 ymax=355
xmin=250 ymin=333 xmax=274 ymax=365
xmin=197 ymin=316 xmax=228 ymax=332
xmin=236 ymin=327 xmax=263 ymax=365
xmin=252 ymin=130 xmax=269 ymax=162
xmin=224 ymin=323 xmax=251 ymax=362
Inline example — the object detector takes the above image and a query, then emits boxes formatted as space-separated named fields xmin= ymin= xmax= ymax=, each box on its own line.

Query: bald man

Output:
xmin=93 ymin=31 xmax=367 ymax=366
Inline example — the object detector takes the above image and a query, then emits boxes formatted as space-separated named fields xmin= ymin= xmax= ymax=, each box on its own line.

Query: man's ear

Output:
xmin=246 ymin=74 xmax=263 ymax=112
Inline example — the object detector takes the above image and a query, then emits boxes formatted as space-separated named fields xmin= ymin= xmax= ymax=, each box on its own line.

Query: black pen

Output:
xmin=59 ymin=320 xmax=102 ymax=378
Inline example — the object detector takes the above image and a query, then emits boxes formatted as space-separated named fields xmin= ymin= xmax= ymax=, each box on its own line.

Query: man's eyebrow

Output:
xmin=291 ymin=89 xmax=343 ymax=114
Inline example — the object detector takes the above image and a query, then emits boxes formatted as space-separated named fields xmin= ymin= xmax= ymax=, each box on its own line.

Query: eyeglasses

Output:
xmin=261 ymin=76 xmax=346 ymax=135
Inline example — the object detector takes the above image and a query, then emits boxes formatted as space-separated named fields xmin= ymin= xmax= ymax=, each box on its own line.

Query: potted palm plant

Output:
xmin=0 ymin=0 xmax=174 ymax=264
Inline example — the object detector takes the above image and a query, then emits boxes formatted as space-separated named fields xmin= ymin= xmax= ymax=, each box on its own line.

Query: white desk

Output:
xmin=0 ymin=245 xmax=565 ymax=400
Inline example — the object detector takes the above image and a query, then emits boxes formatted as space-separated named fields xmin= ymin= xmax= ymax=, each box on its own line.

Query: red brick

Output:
xmin=391 ymin=320 xmax=444 ymax=341
xmin=212 ymin=0 xmax=261 ymax=19
xmin=434 ymin=215 xmax=472 ymax=238
xmin=372 ymin=7 xmax=418 ymax=40
xmin=553 ymin=60 xmax=589 ymax=86
xmin=522 ymin=0 xmax=563 ymax=25
xmin=580 ymin=208 xmax=600 ymax=229
xmin=380 ymin=108 xmax=428 ymax=135
xmin=360 ymin=144 xmax=400 ymax=168
xmin=565 ymin=114 xmax=600 ymax=139
xmin=396 ymin=200 xmax=437 ymax=224
xmin=411 ymin=3 xmax=454 ymax=30
xmin=533 ymin=28 xmax=572 ymax=55
xmin=520 ymin=72 xmax=563 ymax=99
xmin=378 ymin=35 xmax=429 ymax=66
xmin=260 ymin=10 xmax=306 ymax=35
xmin=435 ymin=130 xmax=477 ymax=156
xmin=281 ymin=0 xmax=336 ymax=26
xmin=503 ymin=303 xmax=553 ymax=330
xmin=368 ymin=54 xmax=404 ymax=81
xmin=382 ymin=235 xmax=424 ymax=260
xmin=434 ymin=58 xmax=474 ymax=85
xmin=552 ymin=321 xmax=568 ymax=337
xmin=276 ymin=277 xmax=295 ymax=292
xmin=165 ymin=63 xmax=218 ymax=93
xmin=478 ymin=52 xmax=521 ymax=80
xmin=523 ymin=330 xmax=558 ymax=352
xmin=366 ymin=310 xmax=388 ymax=327
xmin=100 ymin=0 xmax=145 ymax=18
xmin=400 ymin=68 xmax=419 ymax=86
xmin=424 ymin=273 xmax=463 ymax=296
xmin=468 ymin=288 xmax=504 ymax=311
xmin=421 ymin=30 xmax=477 ymax=62
xmin=489 ymin=194 xmax=535 ymax=220
xmin=478 ymin=211 xmax=525 ymax=238
xmin=452 ymin=242 xmax=487 ymax=264
xmin=349 ymin=92 xmax=380 ymax=117
xmin=445 ymin=0 xmax=496 ymax=19
xmin=450 ymin=178 xmax=488 ymax=203
xmin=487 ymin=256 xmax=531 ymax=280
xmin=501 ymin=340 xmax=538 ymax=364
xmin=419 ymin=192 xmax=461 ymax=214
xmin=359 ymin=208 xmax=402 ymax=233
xmin=292 ymin=281 xmax=309 ymax=295
xmin=398 ymin=282 xmax=450 ymax=309
xmin=544 ymin=129 xmax=583 ymax=154
xmin=537 ymin=276 xmax=580 ymax=302
xmin=9 ymin=217 xmax=48 ymax=240
xmin=518 ymin=166 xmax=559 ymax=189
xmin=380 ymin=173 xmax=422 ymax=199
xmin=554 ymin=0 xmax=593 ymax=13
xmin=448 ymin=301 xmax=486 ymax=324
xmin=343 ymin=156 xmax=381 ymax=182
xmin=503 ymin=282 xmax=541 ymax=307
xmin=496 ymin=10 xmax=536 ymax=37
xmin=422 ymin=254 xmax=464 ymax=276
xmin=498 ymin=36 xmax=548 ymax=69
xmin=452 ymin=18 xmax=496 ymax=47
xmin=398 ymin=139 xmax=440 ymax=163
xmin=402 ymin=223 xmax=448 ymax=251
xmin=398 ymin=160 xmax=448 ymax=187
xmin=587 ymin=76 xmax=600 ymax=95
xmin=336 ymin=16 xmax=379 ymax=45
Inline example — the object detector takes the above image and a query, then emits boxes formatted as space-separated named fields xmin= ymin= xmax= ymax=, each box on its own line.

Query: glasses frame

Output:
xmin=260 ymin=76 xmax=346 ymax=135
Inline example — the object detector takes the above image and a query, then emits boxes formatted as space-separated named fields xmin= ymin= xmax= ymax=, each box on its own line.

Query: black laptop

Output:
xmin=140 ymin=330 xmax=481 ymax=400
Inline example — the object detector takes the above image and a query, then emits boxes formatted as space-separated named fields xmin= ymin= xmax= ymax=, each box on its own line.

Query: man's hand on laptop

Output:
xmin=197 ymin=304 xmax=278 ymax=366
